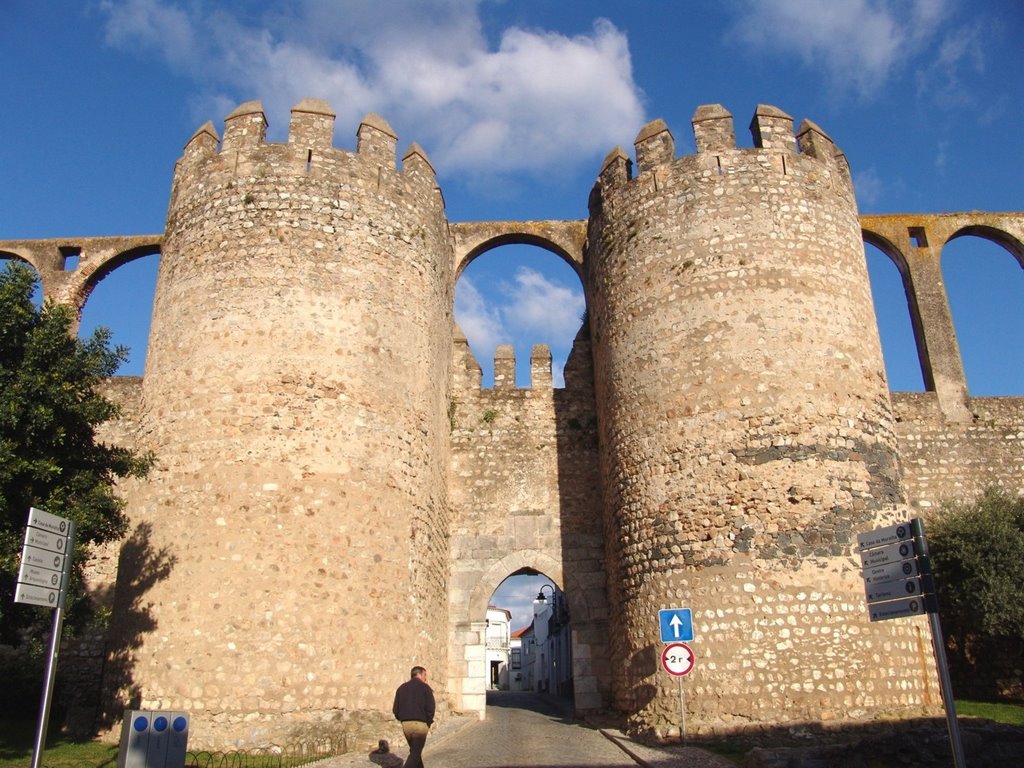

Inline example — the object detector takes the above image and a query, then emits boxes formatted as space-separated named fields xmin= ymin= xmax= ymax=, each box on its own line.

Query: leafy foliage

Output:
xmin=0 ymin=262 xmax=152 ymax=647
xmin=929 ymin=486 xmax=1024 ymax=641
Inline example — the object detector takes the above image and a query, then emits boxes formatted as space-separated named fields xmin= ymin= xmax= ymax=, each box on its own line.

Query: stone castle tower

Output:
xmin=586 ymin=106 xmax=907 ymax=728
xmin=112 ymin=100 xmax=456 ymax=743
xmin=4 ymin=97 xmax=1022 ymax=749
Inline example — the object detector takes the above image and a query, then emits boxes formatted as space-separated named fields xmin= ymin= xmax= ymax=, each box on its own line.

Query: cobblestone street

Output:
xmin=324 ymin=691 xmax=736 ymax=768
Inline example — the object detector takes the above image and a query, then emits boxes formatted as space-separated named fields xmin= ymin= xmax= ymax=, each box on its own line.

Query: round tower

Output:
xmin=586 ymin=105 xmax=934 ymax=734
xmin=108 ymin=100 xmax=453 ymax=747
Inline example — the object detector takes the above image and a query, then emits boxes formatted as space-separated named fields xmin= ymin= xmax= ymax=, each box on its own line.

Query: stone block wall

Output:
xmin=96 ymin=101 xmax=455 ymax=748
xmin=894 ymin=393 xmax=1024 ymax=510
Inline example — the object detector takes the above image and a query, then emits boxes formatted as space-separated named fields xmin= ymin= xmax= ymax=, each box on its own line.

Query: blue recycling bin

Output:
xmin=118 ymin=710 xmax=189 ymax=768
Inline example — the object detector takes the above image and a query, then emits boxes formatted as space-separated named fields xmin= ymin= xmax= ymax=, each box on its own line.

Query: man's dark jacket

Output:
xmin=392 ymin=677 xmax=435 ymax=724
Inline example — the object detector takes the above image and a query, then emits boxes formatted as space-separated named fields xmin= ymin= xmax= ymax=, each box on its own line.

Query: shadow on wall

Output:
xmin=625 ymin=643 xmax=660 ymax=716
xmin=93 ymin=521 xmax=177 ymax=733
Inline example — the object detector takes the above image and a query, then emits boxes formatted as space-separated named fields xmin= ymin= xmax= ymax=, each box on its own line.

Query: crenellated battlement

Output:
xmin=491 ymin=343 xmax=553 ymax=389
xmin=454 ymin=333 xmax=555 ymax=392
xmin=174 ymin=98 xmax=439 ymax=193
xmin=598 ymin=103 xmax=851 ymax=195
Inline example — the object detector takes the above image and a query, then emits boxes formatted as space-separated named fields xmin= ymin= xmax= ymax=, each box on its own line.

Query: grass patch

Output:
xmin=956 ymin=699 xmax=1024 ymax=726
xmin=0 ymin=721 xmax=117 ymax=768
xmin=0 ymin=720 xmax=346 ymax=768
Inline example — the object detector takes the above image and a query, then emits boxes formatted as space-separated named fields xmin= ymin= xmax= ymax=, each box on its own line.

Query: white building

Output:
xmin=529 ymin=586 xmax=573 ymax=697
xmin=485 ymin=606 xmax=511 ymax=690
xmin=509 ymin=624 xmax=530 ymax=691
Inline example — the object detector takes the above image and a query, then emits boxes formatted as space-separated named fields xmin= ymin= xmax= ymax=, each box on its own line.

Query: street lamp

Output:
xmin=532 ymin=584 xmax=556 ymax=694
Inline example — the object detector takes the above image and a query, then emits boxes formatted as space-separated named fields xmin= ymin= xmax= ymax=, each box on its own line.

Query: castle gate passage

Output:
xmin=447 ymin=222 xmax=610 ymax=718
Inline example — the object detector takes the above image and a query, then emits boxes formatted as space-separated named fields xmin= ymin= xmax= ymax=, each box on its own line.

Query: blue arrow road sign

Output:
xmin=659 ymin=608 xmax=693 ymax=643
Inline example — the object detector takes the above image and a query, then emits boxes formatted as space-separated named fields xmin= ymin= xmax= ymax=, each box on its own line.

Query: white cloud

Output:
xmin=99 ymin=0 xmax=645 ymax=178
xmin=731 ymin=0 xmax=952 ymax=95
xmin=100 ymin=0 xmax=198 ymax=69
xmin=853 ymin=166 xmax=885 ymax=209
xmin=915 ymin=17 xmax=988 ymax=107
xmin=454 ymin=275 xmax=506 ymax=365
xmin=454 ymin=266 xmax=584 ymax=387
xmin=502 ymin=268 xmax=585 ymax=341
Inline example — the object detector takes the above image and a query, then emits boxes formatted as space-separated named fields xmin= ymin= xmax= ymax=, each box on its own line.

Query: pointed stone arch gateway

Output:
xmin=449 ymin=548 xmax=609 ymax=719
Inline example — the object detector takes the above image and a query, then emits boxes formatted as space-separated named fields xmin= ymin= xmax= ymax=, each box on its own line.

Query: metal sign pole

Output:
xmin=677 ymin=676 xmax=687 ymax=743
xmin=30 ymin=520 xmax=76 ymax=768
xmin=912 ymin=518 xmax=967 ymax=768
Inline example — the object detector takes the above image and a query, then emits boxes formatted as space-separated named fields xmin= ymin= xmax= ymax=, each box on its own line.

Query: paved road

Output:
xmin=423 ymin=691 xmax=639 ymax=767
xmin=325 ymin=690 xmax=735 ymax=768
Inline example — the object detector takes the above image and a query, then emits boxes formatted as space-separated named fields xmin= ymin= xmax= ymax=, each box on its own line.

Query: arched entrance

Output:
xmin=445 ymin=221 xmax=609 ymax=719
xmin=448 ymin=552 xmax=609 ymax=719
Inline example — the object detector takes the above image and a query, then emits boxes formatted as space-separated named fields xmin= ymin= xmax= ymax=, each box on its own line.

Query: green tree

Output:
xmin=929 ymin=486 xmax=1024 ymax=640
xmin=0 ymin=262 xmax=152 ymax=648
xmin=929 ymin=486 xmax=1024 ymax=699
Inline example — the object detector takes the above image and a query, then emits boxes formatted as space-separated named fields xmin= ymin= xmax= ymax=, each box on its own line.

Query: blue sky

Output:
xmin=2 ymin=1 xmax=1022 ymax=625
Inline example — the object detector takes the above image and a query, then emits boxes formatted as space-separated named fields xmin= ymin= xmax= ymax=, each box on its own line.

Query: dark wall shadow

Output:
xmin=683 ymin=715 xmax=1024 ymax=768
xmin=485 ymin=690 xmax=575 ymax=721
xmin=553 ymin=325 xmax=624 ymax=715
xmin=84 ymin=521 xmax=177 ymax=733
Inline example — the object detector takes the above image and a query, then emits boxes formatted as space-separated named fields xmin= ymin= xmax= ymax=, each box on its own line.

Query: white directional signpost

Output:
xmin=658 ymin=608 xmax=695 ymax=742
xmin=857 ymin=518 xmax=966 ymax=768
xmin=14 ymin=507 xmax=76 ymax=768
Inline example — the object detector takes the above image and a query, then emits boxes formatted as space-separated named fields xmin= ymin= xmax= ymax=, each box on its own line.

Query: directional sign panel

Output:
xmin=662 ymin=642 xmax=695 ymax=676
xmin=863 ymin=558 xmax=919 ymax=585
xmin=15 ymin=507 xmax=72 ymax=609
xmin=860 ymin=539 xmax=915 ymax=569
xmin=869 ymin=596 xmax=925 ymax=622
xmin=24 ymin=527 xmax=69 ymax=554
xmin=27 ymin=506 xmax=71 ymax=536
xmin=866 ymin=577 xmax=923 ymax=604
xmin=659 ymin=608 xmax=694 ymax=643
xmin=857 ymin=521 xmax=913 ymax=551
xmin=18 ymin=559 xmax=63 ymax=589
xmin=857 ymin=519 xmax=935 ymax=622
xmin=20 ymin=544 xmax=65 ymax=573
xmin=15 ymin=582 xmax=61 ymax=608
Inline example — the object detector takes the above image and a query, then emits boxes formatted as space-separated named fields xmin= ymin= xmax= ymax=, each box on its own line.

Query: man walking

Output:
xmin=392 ymin=665 xmax=435 ymax=768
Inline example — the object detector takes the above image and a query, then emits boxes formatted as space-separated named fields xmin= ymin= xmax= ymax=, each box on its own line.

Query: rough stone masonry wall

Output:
xmin=893 ymin=393 xmax=1024 ymax=701
xmin=585 ymin=105 xmax=935 ymax=736
xmin=894 ymin=393 xmax=1024 ymax=511
xmin=447 ymin=325 xmax=611 ymax=715
xmin=99 ymin=100 xmax=454 ymax=749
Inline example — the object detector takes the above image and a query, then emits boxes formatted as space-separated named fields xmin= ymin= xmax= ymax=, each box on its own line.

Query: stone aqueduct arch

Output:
xmin=449 ymin=219 xmax=587 ymax=279
xmin=4 ymin=214 xmax=1020 ymax=360
xmin=860 ymin=212 xmax=1024 ymax=421
xmin=0 ymin=235 xmax=162 ymax=324
xmin=5 ymin=214 xmax=1021 ymax=372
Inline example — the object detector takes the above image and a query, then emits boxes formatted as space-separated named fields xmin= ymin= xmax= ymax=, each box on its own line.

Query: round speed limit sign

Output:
xmin=662 ymin=642 xmax=695 ymax=676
